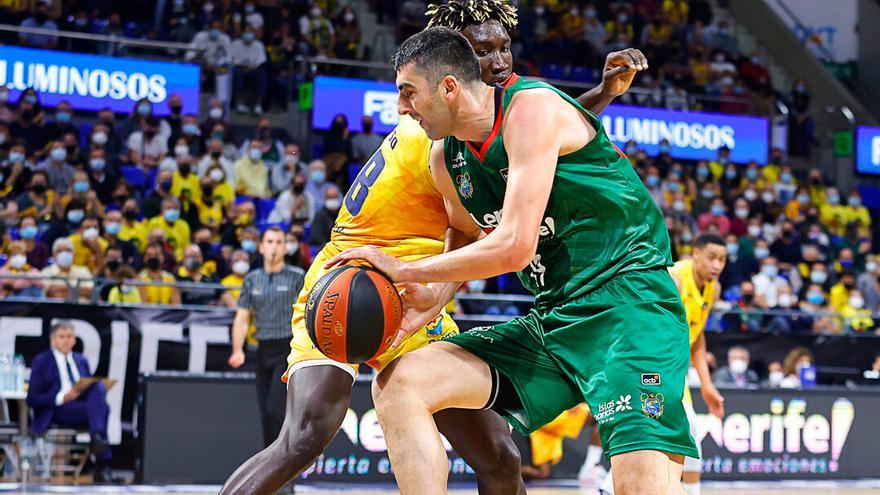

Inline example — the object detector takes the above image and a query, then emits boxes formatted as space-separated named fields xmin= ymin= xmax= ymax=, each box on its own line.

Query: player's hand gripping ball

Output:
xmin=305 ymin=265 xmax=403 ymax=364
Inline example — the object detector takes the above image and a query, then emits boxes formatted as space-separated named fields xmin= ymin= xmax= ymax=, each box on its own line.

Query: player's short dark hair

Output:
xmin=694 ymin=233 xmax=726 ymax=249
xmin=260 ymin=226 xmax=285 ymax=241
xmin=427 ymin=0 xmax=518 ymax=31
xmin=392 ymin=27 xmax=481 ymax=86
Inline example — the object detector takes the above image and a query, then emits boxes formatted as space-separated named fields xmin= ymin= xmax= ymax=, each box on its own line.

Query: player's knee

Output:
xmin=484 ymin=436 xmax=521 ymax=479
xmin=373 ymin=359 xmax=428 ymax=410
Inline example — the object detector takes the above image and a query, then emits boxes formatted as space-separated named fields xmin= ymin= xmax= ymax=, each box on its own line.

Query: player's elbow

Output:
xmin=498 ymin=231 xmax=537 ymax=272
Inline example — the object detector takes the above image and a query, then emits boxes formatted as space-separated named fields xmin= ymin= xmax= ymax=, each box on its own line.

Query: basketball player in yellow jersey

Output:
xmin=667 ymin=233 xmax=728 ymax=495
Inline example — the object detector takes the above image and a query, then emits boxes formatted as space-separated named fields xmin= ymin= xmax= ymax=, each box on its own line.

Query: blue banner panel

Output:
xmin=312 ymin=75 xmax=769 ymax=163
xmin=0 ymin=46 xmax=200 ymax=114
xmin=856 ymin=126 xmax=880 ymax=175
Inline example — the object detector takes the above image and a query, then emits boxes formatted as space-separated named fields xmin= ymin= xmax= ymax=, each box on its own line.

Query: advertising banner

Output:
xmin=856 ymin=126 xmax=880 ymax=175
xmin=765 ymin=0 xmax=857 ymax=62
xmin=312 ymin=75 xmax=769 ymax=164
xmin=0 ymin=46 xmax=200 ymax=114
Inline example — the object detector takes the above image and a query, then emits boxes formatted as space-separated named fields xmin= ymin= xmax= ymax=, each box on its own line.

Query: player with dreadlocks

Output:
xmin=220 ymin=2 xmax=646 ymax=494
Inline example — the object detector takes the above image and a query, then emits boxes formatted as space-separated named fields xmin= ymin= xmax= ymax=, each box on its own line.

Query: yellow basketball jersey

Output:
xmin=670 ymin=259 xmax=717 ymax=404
xmin=331 ymin=115 xmax=447 ymax=258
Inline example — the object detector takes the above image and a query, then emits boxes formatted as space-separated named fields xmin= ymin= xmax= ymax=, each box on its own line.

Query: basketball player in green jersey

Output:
xmin=328 ymin=28 xmax=696 ymax=494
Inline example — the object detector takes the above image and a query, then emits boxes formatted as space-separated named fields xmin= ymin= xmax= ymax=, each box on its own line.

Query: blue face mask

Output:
xmin=163 ymin=209 xmax=180 ymax=223
xmin=667 ymin=182 xmax=679 ymax=192
xmin=697 ymin=167 xmax=709 ymax=179
xmin=807 ymin=291 xmax=824 ymax=305
xmin=67 ymin=210 xmax=84 ymax=224
xmin=659 ymin=144 xmax=670 ymax=154
xmin=56 ymin=111 xmax=71 ymax=123
xmin=672 ymin=169 xmax=683 ymax=177
xmin=840 ymin=259 xmax=854 ymax=269
xmin=726 ymin=242 xmax=739 ymax=256
xmin=20 ymin=225 xmax=38 ymax=239
xmin=746 ymin=169 xmax=758 ymax=180
xmin=8 ymin=151 xmax=24 ymax=163
xmin=105 ymin=222 xmax=121 ymax=235
xmin=73 ymin=181 xmax=89 ymax=194
xmin=780 ymin=172 xmax=792 ymax=183
xmin=827 ymin=195 xmax=839 ymax=205
xmin=797 ymin=193 xmax=810 ymax=204
xmin=725 ymin=169 xmax=736 ymax=180
xmin=711 ymin=205 xmax=725 ymax=217
xmin=89 ymin=158 xmax=106 ymax=171
xmin=243 ymin=31 xmax=255 ymax=42
xmin=719 ymin=157 xmax=729 ymax=165
xmin=701 ymin=189 xmax=716 ymax=199
xmin=849 ymin=197 xmax=861 ymax=207
xmin=50 ymin=147 xmax=67 ymax=162
xmin=310 ymin=170 xmax=326 ymax=184
xmin=183 ymin=123 xmax=199 ymax=135
xmin=762 ymin=264 xmax=778 ymax=278
xmin=242 ymin=239 xmax=257 ymax=253
xmin=248 ymin=148 xmax=262 ymax=161
xmin=137 ymin=103 xmax=151 ymax=116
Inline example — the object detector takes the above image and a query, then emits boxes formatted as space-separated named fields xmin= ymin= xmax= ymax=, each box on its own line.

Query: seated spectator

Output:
xmin=819 ymin=187 xmax=846 ymax=235
xmin=284 ymin=229 xmax=311 ymax=270
xmin=235 ymin=139 xmax=270 ymax=198
xmin=195 ymin=176 xmax=225 ymax=231
xmin=220 ymin=201 xmax=256 ymax=247
xmin=839 ymin=289 xmax=874 ymax=332
xmin=146 ymin=229 xmax=178 ymax=274
xmin=142 ymin=169 xmax=176 ymax=219
xmin=698 ymin=198 xmax=730 ymax=235
xmin=170 ymin=140 xmax=201 ymax=202
xmin=87 ymin=148 xmax=119 ymax=206
xmin=127 ymin=116 xmax=168 ymax=171
xmin=221 ymin=250 xmax=250 ymax=308
xmin=764 ymin=361 xmax=784 ymax=388
xmin=767 ymin=285 xmax=798 ymax=333
xmin=58 ymin=170 xmax=105 ymax=220
xmin=119 ymin=199 xmax=148 ymax=253
xmin=334 ymin=4 xmax=362 ymax=60
xmin=351 ymin=116 xmax=384 ymax=164
xmin=203 ymin=162 xmax=235 ymax=208
xmin=240 ymin=118 xmax=284 ymax=168
xmin=68 ymin=215 xmax=107 ymax=275
xmin=107 ymin=265 xmax=142 ymax=304
xmin=177 ymin=245 xmax=219 ymax=305
xmin=19 ymin=216 xmax=50 ymax=269
xmin=797 ymin=283 xmax=840 ymax=334
xmin=844 ymin=190 xmax=871 ymax=236
xmin=200 ymin=99 xmax=234 ymax=144
xmin=37 ymin=140 xmax=76 ymax=193
xmin=770 ymin=221 xmax=801 ymax=265
xmin=269 ymin=174 xmax=314 ymax=225
xmin=752 ymin=256 xmax=789 ymax=308
xmin=271 ymin=143 xmax=303 ymax=194
xmin=19 ymin=0 xmax=59 ymax=49
xmin=146 ymin=198 xmax=191 ymax=260
xmin=306 ymin=185 xmax=341 ymax=251
xmin=43 ymin=199 xmax=88 ymax=254
xmin=239 ymin=227 xmax=262 ymax=263
xmin=305 ymin=159 xmax=332 ymax=211
xmin=232 ymin=27 xmax=268 ymax=115
xmin=299 ymin=3 xmax=336 ymax=57
xmin=322 ymin=114 xmax=353 ymax=184
xmin=714 ymin=346 xmax=760 ymax=388
xmin=41 ymin=237 xmax=93 ymax=301
xmin=835 ymin=222 xmax=870 ymax=271
xmin=101 ymin=210 xmax=138 ymax=267
xmin=118 ymin=99 xmax=171 ymax=146
xmin=198 ymin=138 xmax=236 ymax=188
xmin=829 ymin=269 xmax=857 ymax=313
xmin=43 ymin=101 xmax=77 ymax=143
xmin=723 ymin=280 xmax=762 ymax=332
xmin=138 ymin=243 xmax=180 ymax=305
xmin=26 ymin=321 xmax=112 ymax=481
xmin=0 ymin=241 xmax=44 ymax=298
xmin=780 ymin=347 xmax=814 ymax=388
xmin=858 ymin=256 xmax=880 ymax=313
xmin=10 ymin=88 xmax=47 ymax=157
xmin=187 ymin=20 xmax=233 ymax=90
xmin=719 ymin=233 xmax=757 ymax=289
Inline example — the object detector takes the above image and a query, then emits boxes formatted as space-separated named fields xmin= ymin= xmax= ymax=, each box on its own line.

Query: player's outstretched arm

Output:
xmin=325 ymin=91 xmax=576 ymax=284
xmin=575 ymin=48 xmax=648 ymax=114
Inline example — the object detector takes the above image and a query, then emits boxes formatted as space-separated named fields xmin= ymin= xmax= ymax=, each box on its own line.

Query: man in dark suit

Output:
xmin=713 ymin=345 xmax=761 ymax=388
xmin=26 ymin=321 xmax=112 ymax=481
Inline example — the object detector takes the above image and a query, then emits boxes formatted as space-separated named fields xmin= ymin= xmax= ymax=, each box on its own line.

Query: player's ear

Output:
xmin=440 ymin=75 xmax=457 ymax=96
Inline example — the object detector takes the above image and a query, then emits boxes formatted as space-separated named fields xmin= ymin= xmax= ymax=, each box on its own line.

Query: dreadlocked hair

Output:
xmin=426 ymin=0 xmax=518 ymax=31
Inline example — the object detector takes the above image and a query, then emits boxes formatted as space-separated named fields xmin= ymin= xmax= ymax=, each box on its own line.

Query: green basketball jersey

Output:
xmin=443 ymin=75 xmax=672 ymax=308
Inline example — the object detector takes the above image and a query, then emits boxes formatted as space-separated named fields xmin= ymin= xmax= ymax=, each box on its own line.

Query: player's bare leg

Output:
xmin=610 ymin=450 xmax=686 ymax=495
xmin=372 ymin=341 xmax=496 ymax=495
xmin=220 ymin=365 xmax=354 ymax=495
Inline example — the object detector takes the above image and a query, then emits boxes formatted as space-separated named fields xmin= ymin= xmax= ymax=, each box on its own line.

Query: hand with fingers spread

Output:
xmin=392 ymin=283 xmax=447 ymax=348
xmin=324 ymin=245 xmax=407 ymax=282
xmin=602 ymin=48 xmax=649 ymax=97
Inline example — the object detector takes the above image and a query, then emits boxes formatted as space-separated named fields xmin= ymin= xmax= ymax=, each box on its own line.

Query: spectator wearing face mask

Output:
xmin=857 ymin=256 xmax=880 ymax=312
xmin=819 ymin=187 xmax=847 ymax=236
xmin=86 ymin=148 xmax=118 ymax=206
xmin=835 ymin=222 xmax=870 ymax=272
xmin=719 ymin=233 xmax=758 ymax=289
xmin=239 ymin=226 xmax=262 ymax=264
xmin=728 ymin=198 xmax=750 ymax=237
xmin=767 ymin=285 xmax=798 ymax=333
xmin=17 ymin=171 xmax=53 ymax=226
xmin=19 ymin=0 xmax=58 ymax=49
xmin=799 ymin=283 xmax=843 ymax=333
xmin=829 ymin=269 xmax=857 ymax=314
xmin=177 ymin=245 xmax=220 ymax=305
xmin=41 ymin=237 xmax=93 ymax=301
xmin=839 ymin=289 xmax=874 ymax=332
xmin=714 ymin=346 xmax=759 ymax=388
xmin=0 ymin=241 xmax=45 ymax=298
xmin=107 ymin=265 xmax=142 ymax=304
xmin=306 ymin=185 xmax=341 ymax=251
xmin=271 ymin=143 xmax=303 ymax=193
xmin=323 ymin=114 xmax=353 ymax=184
xmin=58 ymin=170 xmax=104 ymax=220
xmin=43 ymin=199 xmax=88 ymax=248
xmin=68 ymin=216 xmax=107 ymax=275
xmin=187 ymin=20 xmax=233 ymax=91
xmin=764 ymin=361 xmax=785 ymax=388
xmin=119 ymin=199 xmax=148 ymax=253
xmin=780 ymin=347 xmax=814 ymax=388
xmin=220 ymin=201 xmax=256 ymax=248
xmin=241 ymin=118 xmax=284 ymax=168
xmin=752 ymin=256 xmax=790 ymax=309
xmin=101 ymin=210 xmax=137 ymax=267
xmin=127 ymin=116 xmax=168 ymax=170
xmin=269 ymin=174 xmax=314 ymax=225
xmin=43 ymin=101 xmax=76 ymax=143
xmin=170 ymin=138 xmax=201 ymax=202
xmin=18 ymin=215 xmax=49 ymax=269
xmin=351 ymin=116 xmax=384 ymax=164
xmin=142 ymin=169 xmax=176 ymax=219
xmin=235 ymin=139 xmax=270 ymax=198
xmin=304 ymin=159 xmax=332 ymax=211
xmin=770 ymin=221 xmax=801 ymax=265
xmin=147 ymin=197 xmax=191 ymax=260
xmin=138 ymin=242 xmax=180 ymax=305
xmin=199 ymin=138 xmax=236 ymax=187
xmin=284 ymin=229 xmax=310 ymax=270
xmin=37 ymin=140 xmax=76 ymax=193
xmin=697 ymin=198 xmax=730 ymax=236
xmin=195 ymin=176 xmax=225 ymax=231
xmin=203 ymin=163 xmax=235 ymax=208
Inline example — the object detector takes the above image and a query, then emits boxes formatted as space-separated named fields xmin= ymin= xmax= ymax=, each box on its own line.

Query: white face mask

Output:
xmin=92 ymin=132 xmax=108 ymax=145
xmin=232 ymin=260 xmax=250 ymax=275
xmin=747 ymin=225 xmax=762 ymax=237
xmin=768 ymin=370 xmax=785 ymax=386
xmin=849 ymin=296 xmax=865 ymax=309
xmin=735 ymin=208 xmax=749 ymax=219
xmin=175 ymin=145 xmax=189 ymax=157
xmin=744 ymin=189 xmax=758 ymax=201
xmin=209 ymin=107 xmax=223 ymax=120
xmin=209 ymin=168 xmax=225 ymax=182
xmin=778 ymin=293 xmax=795 ymax=308
xmin=729 ymin=358 xmax=749 ymax=375
xmin=325 ymin=198 xmax=341 ymax=211
xmin=286 ymin=241 xmax=299 ymax=255
xmin=867 ymin=261 xmax=879 ymax=273
xmin=83 ymin=227 xmax=100 ymax=240
xmin=9 ymin=254 xmax=26 ymax=269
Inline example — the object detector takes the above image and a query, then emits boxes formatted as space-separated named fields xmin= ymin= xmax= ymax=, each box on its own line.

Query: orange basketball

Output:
xmin=305 ymin=265 xmax=403 ymax=364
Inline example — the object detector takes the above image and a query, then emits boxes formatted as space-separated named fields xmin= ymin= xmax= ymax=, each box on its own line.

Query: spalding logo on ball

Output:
xmin=305 ymin=265 xmax=403 ymax=364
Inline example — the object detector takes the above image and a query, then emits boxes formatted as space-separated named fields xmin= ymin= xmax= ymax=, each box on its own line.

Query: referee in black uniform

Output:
xmin=228 ymin=226 xmax=304 ymax=446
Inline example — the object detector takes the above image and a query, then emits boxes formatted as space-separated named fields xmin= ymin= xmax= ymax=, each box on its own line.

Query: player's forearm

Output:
xmin=230 ymin=312 xmax=249 ymax=352
xmin=399 ymin=229 xmax=532 ymax=283
xmin=691 ymin=336 xmax=715 ymax=388
xmin=576 ymin=83 xmax=615 ymax=115
xmin=423 ymin=227 xmax=481 ymax=304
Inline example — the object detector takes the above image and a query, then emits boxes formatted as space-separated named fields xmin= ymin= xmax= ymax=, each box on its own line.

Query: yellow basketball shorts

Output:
xmin=283 ymin=244 xmax=459 ymax=381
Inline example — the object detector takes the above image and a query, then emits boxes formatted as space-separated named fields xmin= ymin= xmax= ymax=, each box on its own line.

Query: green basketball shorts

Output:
xmin=445 ymin=267 xmax=698 ymax=459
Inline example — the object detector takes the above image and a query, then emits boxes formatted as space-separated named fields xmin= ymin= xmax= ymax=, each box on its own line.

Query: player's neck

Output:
xmin=451 ymin=84 xmax=497 ymax=145
xmin=693 ymin=270 xmax=709 ymax=291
